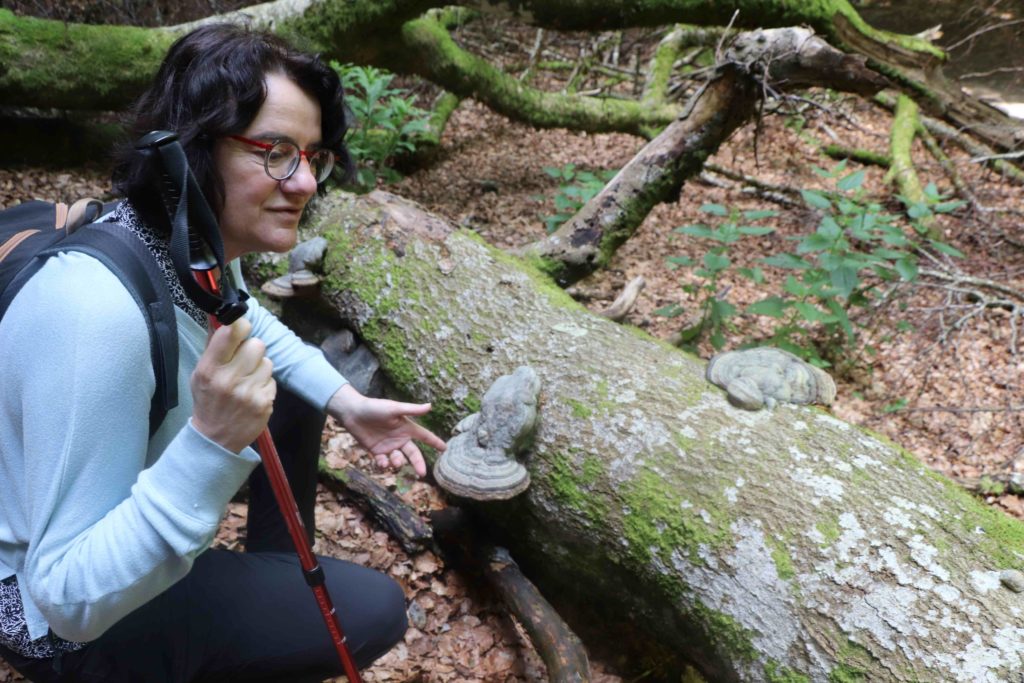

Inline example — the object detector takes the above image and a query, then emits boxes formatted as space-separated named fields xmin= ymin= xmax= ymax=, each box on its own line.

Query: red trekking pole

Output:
xmin=196 ymin=270 xmax=363 ymax=683
xmin=135 ymin=131 xmax=363 ymax=682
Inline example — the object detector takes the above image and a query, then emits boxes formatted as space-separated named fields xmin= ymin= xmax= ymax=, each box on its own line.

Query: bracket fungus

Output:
xmin=706 ymin=347 xmax=836 ymax=410
xmin=261 ymin=236 xmax=328 ymax=299
xmin=433 ymin=366 xmax=541 ymax=500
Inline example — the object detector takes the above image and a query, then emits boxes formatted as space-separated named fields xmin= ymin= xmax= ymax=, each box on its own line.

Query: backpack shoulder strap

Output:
xmin=42 ymin=222 xmax=180 ymax=436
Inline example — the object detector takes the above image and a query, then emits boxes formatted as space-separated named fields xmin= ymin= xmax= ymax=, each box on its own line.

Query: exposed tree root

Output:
xmin=484 ymin=547 xmax=592 ymax=683
xmin=319 ymin=461 xmax=593 ymax=682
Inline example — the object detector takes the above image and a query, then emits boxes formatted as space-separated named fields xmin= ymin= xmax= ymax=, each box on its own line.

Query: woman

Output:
xmin=0 ymin=23 xmax=444 ymax=682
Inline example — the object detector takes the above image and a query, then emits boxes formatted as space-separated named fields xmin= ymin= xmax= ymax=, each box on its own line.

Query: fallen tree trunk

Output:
xmin=519 ymin=27 xmax=888 ymax=285
xmin=2 ymin=0 xmax=1020 ymax=154
xmin=306 ymin=188 xmax=1024 ymax=681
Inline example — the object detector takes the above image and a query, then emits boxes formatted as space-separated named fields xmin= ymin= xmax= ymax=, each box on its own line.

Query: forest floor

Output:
xmin=2 ymin=24 xmax=1024 ymax=683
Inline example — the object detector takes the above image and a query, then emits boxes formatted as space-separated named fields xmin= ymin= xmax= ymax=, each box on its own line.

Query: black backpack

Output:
xmin=0 ymin=198 xmax=178 ymax=435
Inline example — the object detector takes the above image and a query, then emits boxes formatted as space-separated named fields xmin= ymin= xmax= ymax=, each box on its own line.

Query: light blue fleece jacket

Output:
xmin=0 ymin=251 xmax=346 ymax=643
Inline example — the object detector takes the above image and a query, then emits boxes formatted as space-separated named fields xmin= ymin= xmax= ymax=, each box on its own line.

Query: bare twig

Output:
xmin=519 ymin=28 xmax=545 ymax=82
xmin=944 ymin=19 xmax=1024 ymax=52
xmin=714 ymin=10 xmax=741 ymax=63
xmin=959 ymin=66 xmax=1024 ymax=80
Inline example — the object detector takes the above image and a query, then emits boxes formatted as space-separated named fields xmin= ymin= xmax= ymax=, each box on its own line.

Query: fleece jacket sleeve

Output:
xmin=4 ymin=253 xmax=260 ymax=642
xmin=236 ymin=262 xmax=348 ymax=410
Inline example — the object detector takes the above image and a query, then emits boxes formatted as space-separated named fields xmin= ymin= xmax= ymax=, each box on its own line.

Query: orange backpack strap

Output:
xmin=64 ymin=198 xmax=105 ymax=234
xmin=53 ymin=202 xmax=69 ymax=231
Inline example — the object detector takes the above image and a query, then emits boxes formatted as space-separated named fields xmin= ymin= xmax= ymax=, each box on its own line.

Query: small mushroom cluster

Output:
xmin=433 ymin=366 xmax=541 ymax=501
xmin=706 ymin=347 xmax=836 ymax=411
xmin=261 ymin=236 xmax=328 ymax=299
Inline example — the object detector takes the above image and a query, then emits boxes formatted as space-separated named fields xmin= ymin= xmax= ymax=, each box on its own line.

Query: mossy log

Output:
xmin=306 ymin=188 xmax=1024 ymax=681
xmin=520 ymin=27 xmax=887 ymax=286
xmin=2 ymin=0 xmax=1021 ymax=154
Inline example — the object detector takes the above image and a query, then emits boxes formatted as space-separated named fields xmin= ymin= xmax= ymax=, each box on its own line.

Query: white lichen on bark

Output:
xmin=313 ymin=192 xmax=1024 ymax=682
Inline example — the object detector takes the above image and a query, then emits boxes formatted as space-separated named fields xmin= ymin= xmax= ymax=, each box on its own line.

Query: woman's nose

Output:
xmin=281 ymin=156 xmax=318 ymax=197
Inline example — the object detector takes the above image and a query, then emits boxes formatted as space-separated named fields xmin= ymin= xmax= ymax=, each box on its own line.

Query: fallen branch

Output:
xmin=886 ymin=94 xmax=937 ymax=237
xmin=823 ymin=143 xmax=891 ymax=167
xmin=599 ymin=276 xmax=646 ymax=322
xmin=916 ymin=121 xmax=982 ymax=211
xmin=392 ymin=13 xmax=681 ymax=136
xmin=318 ymin=459 xmax=434 ymax=555
xmin=703 ymin=162 xmax=804 ymax=207
xmin=519 ymin=27 xmax=887 ymax=285
xmin=874 ymin=93 xmax=1024 ymax=185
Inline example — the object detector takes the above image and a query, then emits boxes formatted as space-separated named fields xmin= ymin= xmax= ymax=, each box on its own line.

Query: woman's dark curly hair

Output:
xmin=113 ymin=23 xmax=352 ymax=233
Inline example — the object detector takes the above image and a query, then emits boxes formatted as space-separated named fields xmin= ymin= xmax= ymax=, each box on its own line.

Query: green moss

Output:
xmin=473 ymin=232 xmax=583 ymax=311
xmin=765 ymin=660 xmax=810 ymax=683
xmin=0 ymin=10 xmax=171 ymax=109
xmin=862 ymin=428 xmax=1024 ymax=568
xmin=621 ymin=468 xmax=731 ymax=566
xmin=816 ymin=517 xmax=842 ymax=547
xmin=978 ymin=476 xmax=1005 ymax=496
xmin=769 ymin=539 xmax=796 ymax=581
xmin=673 ymin=431 xmax=697 ymax=453
xmin=954 ymin=488 xmax=1024 ymax=569
xmin=546 ymin=453 xmax=608 ymax=523
xmin=829 ymin=663 xmax=867 ymax=682
xmin=692 ymin=600 xmax=758 ymax=662
xmin=567 ymin=399 xmax=593 ymax=419
xmin=828 ymin=639 xmax=875 ymax=682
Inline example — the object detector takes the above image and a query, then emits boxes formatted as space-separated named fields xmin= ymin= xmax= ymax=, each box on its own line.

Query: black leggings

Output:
xmin=1 ymin=387 xmax=407 ymax=682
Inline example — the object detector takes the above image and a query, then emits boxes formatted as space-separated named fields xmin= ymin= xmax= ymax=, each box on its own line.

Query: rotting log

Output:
xmin=306 ymin=188 xmax=1024 ymax=681
xmin=3 ymin=0 xmax=1021 ymax=155
xmin=519 ymin=27 xmax=888 ymax=286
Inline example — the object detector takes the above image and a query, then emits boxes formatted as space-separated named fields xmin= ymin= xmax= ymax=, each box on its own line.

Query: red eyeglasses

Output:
xmin=229 ymin=135 xmax=335 ymax=183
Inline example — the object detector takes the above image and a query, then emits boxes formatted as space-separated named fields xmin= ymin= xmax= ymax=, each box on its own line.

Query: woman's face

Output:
xmin=214 ymin=72 xmax=322 ymax=261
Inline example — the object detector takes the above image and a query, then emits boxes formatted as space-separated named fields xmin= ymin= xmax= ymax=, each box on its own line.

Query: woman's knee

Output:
xmin=326 ymin=563 xmax=408 ymax=667
xmin=365 ymin=572 xmax=408 ymax=656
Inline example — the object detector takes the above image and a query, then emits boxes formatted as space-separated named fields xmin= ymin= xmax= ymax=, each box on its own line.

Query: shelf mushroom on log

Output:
xmin=434 ymin=366 xmax=540 ymax=501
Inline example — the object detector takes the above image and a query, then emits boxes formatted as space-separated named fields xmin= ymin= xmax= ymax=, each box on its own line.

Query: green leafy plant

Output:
xmin=660 ymin=160 xmax=965 ymax=367
xmin=332 ymin=62 xmax=432 ymax=189
xmin=657 ymin=203 xmax=777 ymax=350
xmin=538 ymin=164 xmax=618 ymax=234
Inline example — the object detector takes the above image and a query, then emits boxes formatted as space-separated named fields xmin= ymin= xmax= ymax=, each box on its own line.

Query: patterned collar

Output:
xmin=110 ymin=202 xmax=208 ymax=327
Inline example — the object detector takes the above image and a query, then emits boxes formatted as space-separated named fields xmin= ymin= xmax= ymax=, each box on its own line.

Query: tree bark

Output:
xmin=305 ymin=188 xmax=1024 ymax=682
xmin=2 ymin=0 xmax=1020 ymax=153
xmin=519 ymin=27 xmax=888 ymax=285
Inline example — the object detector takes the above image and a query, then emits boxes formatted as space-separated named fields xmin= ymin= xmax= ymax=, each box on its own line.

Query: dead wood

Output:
xmin=318 ymin=459 xmax=435 ymax=555
xmin=599 ymin=276 xmax=645 ymax=322
xmin=520 ymin=27 xmax=887 ymax=285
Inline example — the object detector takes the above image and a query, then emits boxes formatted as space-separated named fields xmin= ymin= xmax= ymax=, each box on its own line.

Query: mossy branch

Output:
xmin=886 ymin=94 xmax=938 ymax=237
xmin=390 ymin=13 xmax=681 ymax=136
xmin=823 ymin=144 xmax=891 ymax=167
